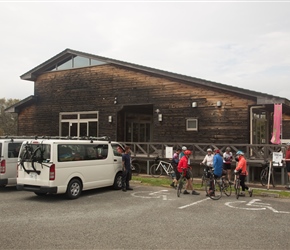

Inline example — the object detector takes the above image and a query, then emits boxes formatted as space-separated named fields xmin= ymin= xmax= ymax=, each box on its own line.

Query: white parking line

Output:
xmin=178 ymin=198 xmax=210 ymax=209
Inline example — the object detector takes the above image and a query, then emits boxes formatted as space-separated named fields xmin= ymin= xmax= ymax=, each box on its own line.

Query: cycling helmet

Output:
xmin=236 ymin=150 xmax=244 ymax=155
xmin=287 ymin=142 xmax=290 ymax=146
xmin=182 ymin=146 xmax=187 ymax=151
xmin=207 ymin=148 xmax=212 ymax=152
xmin=184 ymin=150 xmax=191 ymax=155
xmin=226 ymin=147 xmax=231 ymax=151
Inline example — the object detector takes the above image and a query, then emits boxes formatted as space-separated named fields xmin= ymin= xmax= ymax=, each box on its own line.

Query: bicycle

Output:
xmin=200 ymin=163 xmax=212 ymax=187
xmin=177 ymin=168 xmax=187 ymax=197
xmin=234 ymin=170 xmax=241 ymax=199
xmin=220 ymin=175 xmax=232 ymax=196
xmin=131 ymin=159 xmax=141 ymax=176
xmin=204 ymin=168 xmax=222 ymax=200
xmin=260 ymin=161 xmax=275 ymax=187
xmin=150 ymin=156 xmax=174 ymax=178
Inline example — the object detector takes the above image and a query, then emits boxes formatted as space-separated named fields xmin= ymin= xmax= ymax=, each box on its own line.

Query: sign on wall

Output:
xmin=165 ymin=146 xmax=173 ymax=159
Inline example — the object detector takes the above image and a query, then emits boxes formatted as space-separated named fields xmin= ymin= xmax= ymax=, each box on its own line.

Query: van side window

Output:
xmin=58 ymin=145 xmax=74 ymax=162
xmin=111 ymin=143 xmax=124 ymax=156
xmin=58 ymin=144 xmax=108 ymax=162
xmin=94 ymin=144 xmax=108 ymax=159
xmin=8 ymin=143 xmax=22 ymax=158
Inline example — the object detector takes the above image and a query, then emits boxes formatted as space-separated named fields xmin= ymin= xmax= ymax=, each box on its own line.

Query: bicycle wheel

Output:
xmin=222 ymin=179 xmax=232 ymax=196
xmin=209 ymin=179 xmax=222 ymax=200
xmin=235 ymin=180 xmax=240 ymax=199
xmin=177 ymin=178 xmax=184 ymax=197
xmin=131 ymin=162 xmax=141 ymax=176
xmin=150 ymin=164 xmax=163 ymax=177
xmin=260 ymin=168 xmax=268 ymax=186
xmin=204 ymin=178 xmax=211 ymax=196
xmin=201 ymin=174 xmax=206 ymax=187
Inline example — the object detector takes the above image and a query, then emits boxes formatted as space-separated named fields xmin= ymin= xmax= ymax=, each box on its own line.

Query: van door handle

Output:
xmin=114 ymin=159 xmax=117 ymax=162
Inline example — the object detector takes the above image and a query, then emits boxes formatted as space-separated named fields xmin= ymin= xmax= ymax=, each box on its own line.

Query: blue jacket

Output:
xmin=213 ymin=153 xmax=223 ymax=177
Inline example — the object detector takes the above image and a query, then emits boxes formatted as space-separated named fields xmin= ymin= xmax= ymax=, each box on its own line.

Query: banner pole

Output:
xmin=267 ymin=161 xmax=272 ymax=190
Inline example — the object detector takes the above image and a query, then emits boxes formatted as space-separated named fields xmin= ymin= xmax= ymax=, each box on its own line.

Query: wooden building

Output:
xmin=6 ymin=48 xmax=290 ymax=145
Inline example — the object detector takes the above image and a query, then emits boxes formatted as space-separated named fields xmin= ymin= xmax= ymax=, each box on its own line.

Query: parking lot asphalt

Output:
xmin=1 ymin=183 xmax=290 ymax=249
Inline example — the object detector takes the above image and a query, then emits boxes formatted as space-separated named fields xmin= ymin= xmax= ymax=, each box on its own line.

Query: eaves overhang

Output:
xmin=5 ymin=95 xmax=36 ymax=113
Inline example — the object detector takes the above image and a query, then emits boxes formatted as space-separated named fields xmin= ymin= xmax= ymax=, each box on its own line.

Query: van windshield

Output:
xmin=19 ymin=143 xmax=51 ymax=163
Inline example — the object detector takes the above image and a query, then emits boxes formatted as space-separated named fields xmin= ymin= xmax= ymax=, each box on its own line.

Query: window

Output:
xmin=45 ymin=55 xmax=107 ymax=72
xmin=60 ymin=111 xmax=99 ymax=137
xmin=58 ymin=144 xmax=108 ymax=162
xmin=8 ymin=143 xmax=22 ymax=158
xmin=111 ymin=143 xmax=124 ymax=156
xmin=186 ymin=118 xmax=198 ymax=131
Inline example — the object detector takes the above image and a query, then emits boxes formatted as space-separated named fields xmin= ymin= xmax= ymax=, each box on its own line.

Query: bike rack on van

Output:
xmin=19 ymin=144 xmax=41 ymax=175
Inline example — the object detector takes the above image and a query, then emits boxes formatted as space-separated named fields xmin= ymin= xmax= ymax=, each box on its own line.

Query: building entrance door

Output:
xmin=125 ymin=114 xmax=152 ymax=142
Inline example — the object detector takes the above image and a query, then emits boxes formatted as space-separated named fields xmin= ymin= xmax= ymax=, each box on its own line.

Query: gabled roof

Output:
xmin=21 ymin=48 xmax=290 ymax=106
xmin=5 ymin=95 xmax=36 ymax=113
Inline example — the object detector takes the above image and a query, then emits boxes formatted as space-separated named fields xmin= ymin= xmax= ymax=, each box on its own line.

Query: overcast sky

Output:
xmin=1 ymin=1 xmax=290 ymax=101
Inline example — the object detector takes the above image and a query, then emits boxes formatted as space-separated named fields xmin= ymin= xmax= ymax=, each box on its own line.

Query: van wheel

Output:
xmin=113 ymin=172 xmax=122 ymax=190
xmin=66 ymin=179 xmax=82 ymax=199
xmin=34 ymin=192 xmax=47 ymax=196
xmin=0 ymin=184 xmax=6 ymax=188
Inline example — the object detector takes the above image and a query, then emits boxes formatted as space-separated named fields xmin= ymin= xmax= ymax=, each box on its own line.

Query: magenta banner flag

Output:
xmin=271 ymin=103 xmax=282 ymax=144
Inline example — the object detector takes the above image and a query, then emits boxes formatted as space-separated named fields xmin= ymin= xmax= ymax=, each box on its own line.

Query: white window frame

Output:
xmin=186 ymin=118 xmax=198 ymax=131
xmin=59 ymin=111 xmax=99 ymax=137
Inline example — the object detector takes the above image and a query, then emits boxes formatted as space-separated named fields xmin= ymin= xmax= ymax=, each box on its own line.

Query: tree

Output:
xmin=0 ymin=98 xmax=20 ymax=136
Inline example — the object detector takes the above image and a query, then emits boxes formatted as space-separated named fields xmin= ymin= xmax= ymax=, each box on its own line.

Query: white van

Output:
xmin=16 ymin=138 xmax=124 ymax=199
xmin=0 ymin=137 xmax=28 ymax=187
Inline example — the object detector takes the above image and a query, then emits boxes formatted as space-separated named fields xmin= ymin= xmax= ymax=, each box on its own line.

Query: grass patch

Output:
xmin=132 ymin=176 xmax=290 ymax=198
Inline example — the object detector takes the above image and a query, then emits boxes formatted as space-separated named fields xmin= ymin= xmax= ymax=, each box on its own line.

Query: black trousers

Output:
xmin=122 ymin=169 xmax=131 ymax=189
xmin=239 ymin=175 xmax=249 ymax=191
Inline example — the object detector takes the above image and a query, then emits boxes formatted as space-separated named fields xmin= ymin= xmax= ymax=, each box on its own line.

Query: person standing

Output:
xmin=284 ymin=143 xmax=290 ymax=189
xmin=122 ymin=146 xmax=133 ymax=192
xmin=234 ymin=150 xmax=253 ymax=197
xmin=213 ymin=149 xmax=223 ymax=178
xmin=207 ymin=149 xmax=223 ymax=196
xmin=179 ymin=146 xmax=187 ymax=160
xmin=177 ymin=150 xmax=200 ymax=195
xmin=170 ymin=148 xmax=181 ymax=188
xmin=200 ymin=148 xmax=214 ymax=167
xmin=223 ymin=147 xmax=233 ymax=183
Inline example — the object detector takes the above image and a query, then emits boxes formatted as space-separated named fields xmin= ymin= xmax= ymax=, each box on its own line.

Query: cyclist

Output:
xmin=170 ymin=148 xmax=181 ymax=188
xmin=234 ymin=150 xmax=253 ymax=197
xmin=207 ymin=149 xmax=223 ymax=196
xmin=179 ymin=146 xmax=187 ymax=160
xmin=200 ymin=148 xmax=214 ymax=167
xmin=177 ymin=150 xmax=200 ymax=195
xmin=223 ymin=147 xmax=233 ymax=183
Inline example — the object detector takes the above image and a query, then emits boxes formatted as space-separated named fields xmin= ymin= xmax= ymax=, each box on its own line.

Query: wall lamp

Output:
xmin=217 ymin=101 xmax=222 ymax=107
xmin=192 ymin=102 xmax=197 ymax=108
xmin=114 ymin=97 xmax=117 ymax=105
xmin=158 ymin=114 xmax=163 ymax=122
xmin=108 ymin=116 xmax=112 ymax=123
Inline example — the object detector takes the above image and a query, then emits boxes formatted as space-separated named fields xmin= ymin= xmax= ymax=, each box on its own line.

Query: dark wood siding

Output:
xmin=18 ymin=64 xmax=256 ymax=143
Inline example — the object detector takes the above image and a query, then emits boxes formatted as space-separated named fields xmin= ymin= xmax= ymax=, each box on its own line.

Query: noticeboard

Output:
xmin=272 ymin=152 xmax=283 ymax=166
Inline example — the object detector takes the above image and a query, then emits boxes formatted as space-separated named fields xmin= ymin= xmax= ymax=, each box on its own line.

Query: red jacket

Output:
xmin=235 ymin=156 xmax=248 ymax=176
xmin=177 ymin=156 xmax=189 ymax=173
xmin=286 ymin=149 xmax=290 ymax=160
